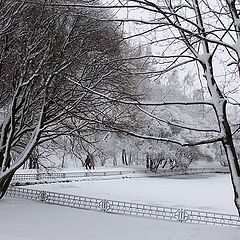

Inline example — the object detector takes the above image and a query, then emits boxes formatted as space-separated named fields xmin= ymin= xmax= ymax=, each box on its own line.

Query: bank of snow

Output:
xmin=0 ymin=197 xmax=239 ymax=240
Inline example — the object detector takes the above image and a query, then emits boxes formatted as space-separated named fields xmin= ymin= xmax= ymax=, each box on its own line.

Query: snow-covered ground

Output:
xmin=0 ymin=197 xmax=239 ymax=240
xmin=2 ymin=168 xmax=239 ymax=240
xmin=24 ymin=173 xmax=237 ymax=215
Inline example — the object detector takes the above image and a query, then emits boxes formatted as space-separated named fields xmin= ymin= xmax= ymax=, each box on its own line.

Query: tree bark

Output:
xmin=220 ymin=102 xmax=240 ymax=214
xmin=0 ymin=172 xmax=14 ymax=199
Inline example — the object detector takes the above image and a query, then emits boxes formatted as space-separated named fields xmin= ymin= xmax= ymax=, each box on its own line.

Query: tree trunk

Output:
xmin=207 ymin=81 xmax=240 ymax=215
xmin=220 ymin=102 xmax=240 ymax=214
xmin=222 ymin=140 xmax=240 ymax=214
xmin=0 ymin=172 xmax=14 ymax=199
xmin=122 ymin=149 xmax=127 ymax=165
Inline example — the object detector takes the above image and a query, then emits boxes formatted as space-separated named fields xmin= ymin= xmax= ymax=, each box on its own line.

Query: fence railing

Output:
xmin=12 ymin=170 xmax=146 ymax=181
xmin=12 ymin=167 xmax=230 ymax=182
xmin=6 ymin=186 xmax=239 ymax=228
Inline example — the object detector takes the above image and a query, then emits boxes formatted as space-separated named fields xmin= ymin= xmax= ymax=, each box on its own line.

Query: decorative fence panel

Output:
xmin=12 ymin=168 xmax=230 ymax=182
xmin=6 ymin=187 xmax=239 ymax=228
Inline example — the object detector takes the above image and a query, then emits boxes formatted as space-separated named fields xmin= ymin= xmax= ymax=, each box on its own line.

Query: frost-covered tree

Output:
xmin=7 ymin=0 xmax=240 ymax=214
xmin=0 ymin=0 xmax=139 ymax=197
xmin=106 ymin=0 xmax=240 ymax=214
xmin=58 ymin=0 xmax=240 ymax=213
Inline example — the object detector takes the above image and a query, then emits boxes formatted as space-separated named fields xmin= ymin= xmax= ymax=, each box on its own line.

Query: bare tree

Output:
xmin=52 ymin=0 xmax=240 ymax=213
xmin=3 ymin=0 xmax=240 ymax=215
xmin=105 ymin=0 xmax=240 ymax=214
xmin=0 ymin=0 xmax=139 ymax=197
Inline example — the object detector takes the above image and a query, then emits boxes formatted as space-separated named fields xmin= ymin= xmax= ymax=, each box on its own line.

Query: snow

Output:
xmin=1 ymin=168 xmax=239 ymax=239
xmin=23 ymin=173 xmax=237 ymax=214
xmin=0 ymin=197 xmax=239 ymax=240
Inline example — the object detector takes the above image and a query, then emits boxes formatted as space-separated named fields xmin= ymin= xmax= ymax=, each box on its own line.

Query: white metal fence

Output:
xmin=12 ymin=167 xmax=230 ymax=182
xmin=6 ymin=186 xmax=239 ymax=228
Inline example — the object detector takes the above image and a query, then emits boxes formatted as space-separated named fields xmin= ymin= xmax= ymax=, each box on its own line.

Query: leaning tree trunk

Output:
xmin=220 ymin=102 xmax=240 ymax=214
xmin=204 ymin=62 xmax=240 ymax=215
xmin=0 ymin=172 xmax=15 ymax=199
xmin=203 ymin=56 xmax=240 ymax=214
xmin=192 ymin=0 xmax=240 ymax=214
xmin=0 ymin=121 xmax=43 ymax=199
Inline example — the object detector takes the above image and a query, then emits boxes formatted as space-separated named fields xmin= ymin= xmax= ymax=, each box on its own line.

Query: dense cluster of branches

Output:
xmin=111 ymin=0 xmax=240 ymax=214
xmin=50 ymin=0 xmax=240 ymax=214
xmin=1 ymin=0 xmax=240 ymax=216
xmin=0 ymin=0 xmax=142 ymax=197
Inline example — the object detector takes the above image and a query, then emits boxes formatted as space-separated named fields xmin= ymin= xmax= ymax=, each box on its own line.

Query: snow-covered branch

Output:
xmin=68 ymin=78 xmax=213 ymax=107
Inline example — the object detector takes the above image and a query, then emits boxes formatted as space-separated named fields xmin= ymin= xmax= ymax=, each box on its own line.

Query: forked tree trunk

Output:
xmin=191 ymin=0 xmax=240 ymax=214
xmin=0 ymin=121 xmax=43 ymax=199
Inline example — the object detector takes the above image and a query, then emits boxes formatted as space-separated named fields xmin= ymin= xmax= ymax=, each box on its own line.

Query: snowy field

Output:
xmin=24 ymin=173 xmax=237 ymax=215
xmin=0 ymin=197 xmax=239 ymax=240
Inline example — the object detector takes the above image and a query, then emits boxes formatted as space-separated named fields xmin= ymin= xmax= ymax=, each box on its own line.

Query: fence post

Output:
xmin=175 ymin=209 xmax=187 ymax=223
xmin=99 ymin=199 xmax=110 ymax=212
xmin=39 ymin=191 xmax=48 ymax=202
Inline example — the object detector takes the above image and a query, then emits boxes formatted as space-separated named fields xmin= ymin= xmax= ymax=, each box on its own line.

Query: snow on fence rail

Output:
xmin=12 ymin=168 xmax=230 ymax=182
xmin=12 ymin=170 xmax=145 ymax=181
xmin=6 ymin=186 xmax=239 ymax=228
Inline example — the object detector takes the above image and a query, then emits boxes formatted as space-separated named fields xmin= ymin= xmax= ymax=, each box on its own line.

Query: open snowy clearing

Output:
xmin=0 ymin=197 xmax=239 ymax=240
xmin=24 ymin=173 xmax=237 ymax=215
